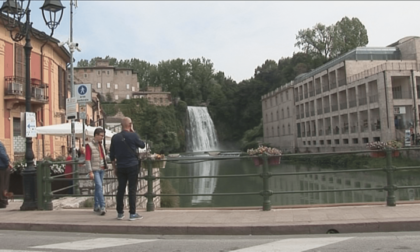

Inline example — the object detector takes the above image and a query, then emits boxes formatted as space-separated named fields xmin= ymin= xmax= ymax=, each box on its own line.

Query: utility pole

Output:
xmin=69 ymin=0 xmax=79 ymax=194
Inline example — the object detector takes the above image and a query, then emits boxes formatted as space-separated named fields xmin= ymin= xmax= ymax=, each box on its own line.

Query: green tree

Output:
xmin=104 ymin=55 xmax=118 ymax=66
xmin=77 ymin=59 xmax=89 ymax=67
xmin=331 ymin=17 xmax=369 ymax=57
xmin=295 ymin=16 xmax=368 ymax=61
xmin=240 ymin=121 xmax=263 ymax=151
xmin=208 ymin=71 xmax=239 ymax=141
xmin=189 ymin=57 xmax=215 ymax=104
xmin=295 ymin=22 xmax=333 ymax=62
xmin=105 ymin=92 xmax=112 ymax=102
xmin=254 ymin=60 xmax=282 ymax=86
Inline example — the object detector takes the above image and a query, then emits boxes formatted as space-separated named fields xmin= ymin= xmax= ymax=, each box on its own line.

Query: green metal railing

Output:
xmin=36 ymin=148 xmax=420 ymax=211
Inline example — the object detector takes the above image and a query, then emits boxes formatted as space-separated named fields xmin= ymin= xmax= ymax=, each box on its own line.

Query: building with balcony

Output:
xmin=73 ymin=59 xmax=139 ymax=102
xmin=262 ymin=36 xmax=420 ymax=153
xmin=132 ymin=86 xmax=172 ymax=106
xmin=0 ymin=22 xmax=71 ymax=160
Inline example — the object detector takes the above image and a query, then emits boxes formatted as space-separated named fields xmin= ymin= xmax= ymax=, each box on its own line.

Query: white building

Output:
xmin=262 ymin=36 xmax=420 ymax=153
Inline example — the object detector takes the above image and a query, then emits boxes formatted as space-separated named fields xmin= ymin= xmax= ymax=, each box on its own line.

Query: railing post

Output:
xmin=44 ymin=161 xmax=53 ymax=210
xmin=385 ymin=148 xmax=396 ymax=206
xmin=260 ymin=154 xmax=272 ymax=211
xmin=74 ymin=158 xmax=80 ymax=195
xmin=145 ymin=158 xmax=156 ymax=211
xmin=36 ymin=161 xmax=44 ymax=210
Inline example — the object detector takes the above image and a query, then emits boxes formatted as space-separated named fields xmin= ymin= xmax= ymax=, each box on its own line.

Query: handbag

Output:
xmin=100 ymin=144 xmax=108 ymax=170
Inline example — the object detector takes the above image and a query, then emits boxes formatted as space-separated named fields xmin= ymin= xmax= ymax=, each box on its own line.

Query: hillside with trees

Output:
xmin=78 ymin=16 xmax=368 ymax=153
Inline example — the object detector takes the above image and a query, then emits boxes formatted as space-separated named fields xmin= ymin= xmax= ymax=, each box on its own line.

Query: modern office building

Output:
xmin=262 ymin=36 xmax=420 ymax=153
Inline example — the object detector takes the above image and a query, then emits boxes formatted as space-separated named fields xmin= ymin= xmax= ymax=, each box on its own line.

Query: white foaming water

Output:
xmin=187 ymin=106 xmax=219 ymax=205
xmin=191 ymin=158 xmax=219 ymax=205
xmin=187 ymin=106 xmax=218 ymax=152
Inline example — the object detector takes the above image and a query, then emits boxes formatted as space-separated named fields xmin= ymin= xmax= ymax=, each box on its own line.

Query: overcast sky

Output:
xmin=25 ymin=1 xmax=420 ymax=83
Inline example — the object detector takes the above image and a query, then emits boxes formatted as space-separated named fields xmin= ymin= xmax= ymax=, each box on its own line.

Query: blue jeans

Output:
xmin=116 ymin=165 xmax=138 ymax=215
xmin=93 ymin=170 xmax=105 ymax=209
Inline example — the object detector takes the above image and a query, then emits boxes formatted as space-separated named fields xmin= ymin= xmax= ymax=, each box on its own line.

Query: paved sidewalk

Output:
xmin=1 ymin=200 xmax=420 ymax=235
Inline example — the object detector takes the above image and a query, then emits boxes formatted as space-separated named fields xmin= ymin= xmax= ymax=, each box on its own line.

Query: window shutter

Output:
xmin=15 ymin=44 xmax=25 ymax=79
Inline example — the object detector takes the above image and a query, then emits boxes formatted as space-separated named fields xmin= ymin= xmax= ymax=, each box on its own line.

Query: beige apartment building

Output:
xmin=262 ymin=36 xmax=420 ymax=153
xmin=132 ymin=86 xmax=172 ymax=106
xmin=0 ymin=20 xmax=71 ymax=160
xmin=73 ymin=59 xmax=139 ymax=102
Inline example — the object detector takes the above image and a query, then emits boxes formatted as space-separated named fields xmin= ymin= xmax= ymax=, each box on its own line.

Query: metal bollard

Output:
xmin=261 ymin=154 xmax=272 ymax=211
xmin=385 ymin=148 xmax=396 ymax=206
xmin=74 ymin=159 xmax=80 ymax=195
xmin=44 ymin=161 xmax=53 ymax=210
xmin=36 ymin=161 xmax=44 ymax=210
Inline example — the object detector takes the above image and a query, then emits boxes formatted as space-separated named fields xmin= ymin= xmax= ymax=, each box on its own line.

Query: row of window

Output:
xmin=114 ymin=94 xmax=131 ymax=100
xmin=265 ymin=107 xmax=291 ymax=122
xmin=266 ymin=125 xmax=291 ymax=136
xmin=97 ymin=82 xmax=135 ymax=91
xmin=302 ymin=136 xmax=380 ymax=146
xmin=294 ymin=77 xmax=346 ymax=102
xmin=95 ymin=70 xmax=131 ymax=76
xmin=294 ymin=81 xmax=419 ymax=114
xmin=78 ymin=69 xmax=131 ymax=76
xmin=264 ymin=90 xmax=290 ymax=109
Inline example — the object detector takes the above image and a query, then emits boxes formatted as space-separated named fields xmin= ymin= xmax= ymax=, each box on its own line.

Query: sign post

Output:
xmin=79 ymin=103 xmax=87 ymax=120
xmin=79 ymin=102 xmax=87 ymax=147
xmin=66 ymin=97 xmax=77 ymax=120
xmin=25 ymin=112 xmax=37 ymax=138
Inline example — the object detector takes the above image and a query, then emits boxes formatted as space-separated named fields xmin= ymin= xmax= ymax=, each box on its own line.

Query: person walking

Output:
xmin=110 ymin=117 xmax=145 ymax=221
xmin=85 ymin=128 xmax=107 ymax=216
xmin=0 ymin=140 xmax=12 ymax=208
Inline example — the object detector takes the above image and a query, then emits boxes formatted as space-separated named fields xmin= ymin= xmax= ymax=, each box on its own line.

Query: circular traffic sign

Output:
xmin=78 ymin=85 xmax=87 ymax=95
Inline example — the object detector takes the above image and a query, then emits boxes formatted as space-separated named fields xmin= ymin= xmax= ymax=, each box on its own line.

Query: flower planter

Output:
xmin=370 ymin=150 xmax=399 ymax=158
xmin=252 ymin=156 xmax=281 ymax=166
xmin=268 ymin=156 xmax=281 ymax=165
xmin=252 ymin=157 xmax=263 ymax=166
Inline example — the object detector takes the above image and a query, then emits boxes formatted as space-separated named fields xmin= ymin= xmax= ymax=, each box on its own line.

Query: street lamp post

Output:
xmin=0 ymin=0 xmax=65 ymax=210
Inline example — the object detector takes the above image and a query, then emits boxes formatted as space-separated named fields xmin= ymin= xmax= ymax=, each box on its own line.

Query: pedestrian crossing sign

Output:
xmin=75 ymin=84 xmax=92 ymax=103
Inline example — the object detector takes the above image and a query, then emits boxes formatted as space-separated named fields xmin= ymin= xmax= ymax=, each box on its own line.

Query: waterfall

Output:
xmin=186 ymin=106 xmax=219 ymax=205
xmin=186 ymin=106 xmax=218 ymax=152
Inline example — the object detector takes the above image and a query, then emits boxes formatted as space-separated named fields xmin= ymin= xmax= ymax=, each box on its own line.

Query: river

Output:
xmin=162 ymin=157 xmax=419 ymax=208
xmin=170 ymin=106 xmax=419 ymax=208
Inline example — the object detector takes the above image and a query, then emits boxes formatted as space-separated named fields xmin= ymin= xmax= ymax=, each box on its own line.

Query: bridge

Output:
xmin=1 ymin=200 xmax=420 ymax=235
xmin=3 ymin=147 xmax=420 ymax=235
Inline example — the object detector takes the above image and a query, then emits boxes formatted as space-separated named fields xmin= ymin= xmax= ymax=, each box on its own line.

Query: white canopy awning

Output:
xmin=36 ymin=122 xmax=116 ymax=139
xmin=36 ymin=122 xmax=86 ymax=137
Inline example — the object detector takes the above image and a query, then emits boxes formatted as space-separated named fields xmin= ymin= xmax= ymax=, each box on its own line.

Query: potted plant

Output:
xmin=151 ymin=153 xmax=166 ymax=168
xmin=11 ymin=159 xmax=26 ymax=175
xmin=247 ymin=145 xmax=282 ymax=166
xmin=366 ymin=140 xmax=402 ymax=157
xmin=140 ymin=149 xmax=166 ymax=168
